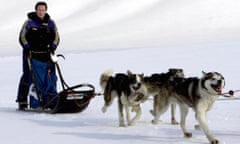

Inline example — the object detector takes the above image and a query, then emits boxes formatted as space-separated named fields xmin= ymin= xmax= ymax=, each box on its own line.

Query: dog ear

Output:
xmin=127 ymin=70 xmax=133 ymax=76
xmin=169 ymin=68 xmax=183 ymax=74
xmin=202 ymin=71 xmax=207 ymax=75
xmin=168 ymin=68 xmax=176 ymax=73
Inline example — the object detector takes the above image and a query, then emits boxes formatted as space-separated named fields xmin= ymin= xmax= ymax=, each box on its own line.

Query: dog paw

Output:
xmin=150 ymin=110 xmax=155 ymax=116
xmin=184 ymin=132 xmax=192 ymax=138
xmin=128 ymin=123 xmax=134 ymax=126
xmin=128 ymin=120 xmax=137 ymax=126
xmin=119 ymin=123 xmax=126 ymax=127
xmin=211 ymin=139 xmax=219 ymax=144
xmin=101 ymin=107 xmax=107 ymax=113
xmin=151 ymin=119 xmax=158 ymax=125
xmin=194 ymin=124 xmax=201 ymax=130
xmin=171 ymin=119 xmax=179 ymax=125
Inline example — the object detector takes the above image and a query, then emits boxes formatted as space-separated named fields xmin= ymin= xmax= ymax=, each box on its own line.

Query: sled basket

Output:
xmin=50 ymin=84 xmax=95 ymax=113
xmin=20 ymin=55 xmax=97 ymax=114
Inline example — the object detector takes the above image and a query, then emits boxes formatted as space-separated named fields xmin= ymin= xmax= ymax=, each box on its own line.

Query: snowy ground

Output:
xmin=0 ymin=0 xmax=240 ymax=144
xmin=1 ymin=44 xmax=240 ymax=144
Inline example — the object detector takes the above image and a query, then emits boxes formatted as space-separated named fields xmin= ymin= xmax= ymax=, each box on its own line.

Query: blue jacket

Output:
xmin=19 ymin=12 xmax=60 ymax=60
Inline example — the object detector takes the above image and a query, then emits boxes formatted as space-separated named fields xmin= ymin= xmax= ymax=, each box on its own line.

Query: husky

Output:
xmin=144 ymin=68 xmax=184 ymax=125
xmin=100 ymin=70 xmax=148 ymax=127
xmin=153 ymin=71 xmax=225 ymax=144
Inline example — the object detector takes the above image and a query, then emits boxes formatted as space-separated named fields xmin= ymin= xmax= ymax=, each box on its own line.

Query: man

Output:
xmin=17 ymin=1 xmax=60 ymax=110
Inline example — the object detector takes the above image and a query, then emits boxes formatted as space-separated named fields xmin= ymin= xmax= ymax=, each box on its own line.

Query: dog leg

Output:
xmin=150 ymin=95 xmax=158 ymax=116
xmin=179 ymin=104 xmax=192 ymax=138
xmin=195 ymin=109 xmax=219 ymax=144
xmin=125 ymin=103 xmax=131 ymax=126
xmin=171 ymin=104 xmax=179 ymax=125
xmin=102 ymin=89 xmax=113 ymax=113
xmin=102 ymin=85 xmax=116 ymax=113
xmin=152 ymin=96 xmax=169 ymax=125
xmin=118 ymin=98 xmax=125 ymax=127
xmin=129 ymin=104 xmax=141 ymax=126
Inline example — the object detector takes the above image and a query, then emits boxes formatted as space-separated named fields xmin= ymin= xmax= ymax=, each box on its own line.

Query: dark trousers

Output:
xmin=16 ymin=51 xmax=29 ymax=103
xmin=17 ymin=50 xmax=57 ymax=108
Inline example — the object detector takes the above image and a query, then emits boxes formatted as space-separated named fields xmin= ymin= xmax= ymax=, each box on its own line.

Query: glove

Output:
xmin=24 ymin=44 xmax=30 ymax=49
xmin=50 ymin=48 xmax=55 ymax=54
xmin=49 ymin=44 xmax=57 ymax=54
xmin=23 ymin=44 xmax=30 ymax=56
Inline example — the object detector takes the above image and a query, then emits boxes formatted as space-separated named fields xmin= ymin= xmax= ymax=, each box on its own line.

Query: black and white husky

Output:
xmin=144 ymin=68 xmax=184 ymax=125
xmin=152 ymin=71 xmax=225 ymax=144
xmin=100 ymin=70 xmax=148 ymax=127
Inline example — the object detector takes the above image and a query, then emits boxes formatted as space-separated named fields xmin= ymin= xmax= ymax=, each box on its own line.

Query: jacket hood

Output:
xmin=27 ymin=12 xmax=50 ymax=23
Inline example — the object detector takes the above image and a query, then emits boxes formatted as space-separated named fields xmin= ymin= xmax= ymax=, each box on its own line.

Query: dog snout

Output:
xmin=137 ymin=83 xmax=142 ymax=88
xmin=133 ymin=83 xmax=142 ymax=90
xmin=217 ymin=79 xmax=225 ymax=88
xmin=217 ymin=80 xmax=222 ymax=85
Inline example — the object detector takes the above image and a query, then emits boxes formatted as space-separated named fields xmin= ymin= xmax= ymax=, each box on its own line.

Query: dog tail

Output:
xmin=100 ymin=69 xmax=114 ymax=90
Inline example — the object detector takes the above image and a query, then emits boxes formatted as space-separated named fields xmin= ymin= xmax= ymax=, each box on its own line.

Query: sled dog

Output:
xmin=100 ymin=70 xmax=148 ymax=127
xmin=144 ymin=68 xmax=184 ymax=124
xmin=153 ymin=71 xmax=225 ymax=144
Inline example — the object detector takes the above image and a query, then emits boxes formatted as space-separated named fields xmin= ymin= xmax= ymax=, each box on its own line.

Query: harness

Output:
xmin=30 ymin=50 xmax=51 ymax=62
xmin=129 ymin=90 xmax=147 ymax=103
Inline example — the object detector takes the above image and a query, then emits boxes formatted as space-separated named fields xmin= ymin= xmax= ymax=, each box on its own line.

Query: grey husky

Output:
xmin=152 ymin=71 xmax=225 ymax=144
xmin=144 ymin=68 xmax=184 ymax=124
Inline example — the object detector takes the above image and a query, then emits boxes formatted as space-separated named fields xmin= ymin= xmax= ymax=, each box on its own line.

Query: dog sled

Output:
xmin=20 ymin=53 xmax=96 ymax=113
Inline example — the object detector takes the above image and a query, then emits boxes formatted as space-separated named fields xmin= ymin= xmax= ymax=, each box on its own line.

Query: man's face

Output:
xmin=36 ymin=5 xmax=47 ymax=20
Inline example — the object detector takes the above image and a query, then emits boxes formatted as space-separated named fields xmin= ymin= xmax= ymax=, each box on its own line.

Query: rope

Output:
xmin=220 ymin=89 xmax=240 ymax=98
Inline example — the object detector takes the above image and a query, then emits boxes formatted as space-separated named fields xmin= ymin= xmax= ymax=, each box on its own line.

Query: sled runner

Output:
xmin=21 ymin=53 xmax=96 ymax=113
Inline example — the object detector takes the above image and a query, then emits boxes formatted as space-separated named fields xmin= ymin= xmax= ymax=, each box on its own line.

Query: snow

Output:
xmin=0 ymin=0 xmax=240 ymax=144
